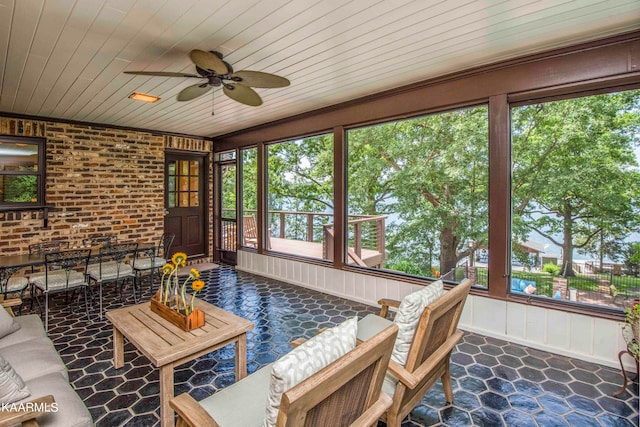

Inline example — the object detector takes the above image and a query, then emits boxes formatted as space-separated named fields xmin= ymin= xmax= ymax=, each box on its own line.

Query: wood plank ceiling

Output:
xmin=1 ymin=0 xmax=639 ymax=138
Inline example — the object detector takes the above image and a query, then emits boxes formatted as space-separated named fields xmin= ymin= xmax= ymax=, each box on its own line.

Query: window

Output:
xmin=346 ymin=106 xmax=489 ymax=285
xmin=0 ymin=137 xmax=45 ymax=207
xmin=266 ymin=134 xmax=334 ymax=260
xmin=240 ymin=147 xmax=258 ymax=248
xmin=511 ymin=89 xmax=640 ymax=309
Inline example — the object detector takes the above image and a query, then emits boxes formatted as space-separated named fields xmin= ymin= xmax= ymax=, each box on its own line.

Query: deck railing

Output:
xmin=322 ymin=215 xmax=387 ymax=266
xmin=231 ymin=209 xmax=386 ymax=265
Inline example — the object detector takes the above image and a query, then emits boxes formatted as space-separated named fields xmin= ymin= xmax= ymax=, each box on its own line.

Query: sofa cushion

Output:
xmin=0 ymin=315 xmax=46 ymax=349
xmin=21 ymin=372 xmax=93 ymax=427
xmin=0 ymin=305 xmax=20 ymax=339
xmin=263 ymin=317 xmax=358 ymax=427
xmin=392 ymin=280 xmax=444 ymax=367
xmin=0 ymin=355 xmax=30 ymax=403
xmin=0 ymin=337 xmax=68 ymax=381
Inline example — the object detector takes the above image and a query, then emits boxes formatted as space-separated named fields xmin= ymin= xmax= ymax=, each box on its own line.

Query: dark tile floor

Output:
xmin=20 ymin=264 xmax=639 ymax=426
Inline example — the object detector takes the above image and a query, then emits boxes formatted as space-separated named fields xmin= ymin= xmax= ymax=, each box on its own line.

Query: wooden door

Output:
xmin=165 ymin=153 xmax=206 ymax=257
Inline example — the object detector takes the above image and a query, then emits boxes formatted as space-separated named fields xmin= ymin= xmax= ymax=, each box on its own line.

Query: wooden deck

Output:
xmin=269 ymin=237 xmax=384 ymax=267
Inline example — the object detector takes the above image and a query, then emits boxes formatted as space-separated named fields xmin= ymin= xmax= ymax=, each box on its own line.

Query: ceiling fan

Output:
xmin=124 ymin=49 xmax=290 ymax=107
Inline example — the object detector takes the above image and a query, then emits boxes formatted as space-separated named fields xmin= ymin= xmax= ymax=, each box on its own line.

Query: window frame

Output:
xmin=0 ymin=136 xmax=46 ymax=209
xmin=264 ymin=132 xmax=335 ymax=262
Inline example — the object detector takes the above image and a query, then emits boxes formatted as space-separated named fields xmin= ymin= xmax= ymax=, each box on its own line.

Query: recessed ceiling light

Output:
xmin=128 ymin=92 xmax=160 ymax=103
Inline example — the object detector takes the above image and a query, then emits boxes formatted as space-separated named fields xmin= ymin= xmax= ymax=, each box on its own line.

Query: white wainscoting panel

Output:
xmin=236 ymin=251 xmax=631 ymax=369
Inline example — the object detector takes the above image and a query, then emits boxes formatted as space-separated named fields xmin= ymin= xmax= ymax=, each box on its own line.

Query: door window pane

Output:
xmin=221 ymin=163 xmax=236 ymax=219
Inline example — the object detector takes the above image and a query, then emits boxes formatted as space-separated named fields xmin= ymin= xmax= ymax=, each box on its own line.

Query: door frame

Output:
xmin=164 ymin=149 xmax=210 ymax=259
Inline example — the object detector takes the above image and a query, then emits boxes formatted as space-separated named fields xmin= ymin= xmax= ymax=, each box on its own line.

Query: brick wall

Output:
xmin=0 ymin=117 xmax=213 ymax=260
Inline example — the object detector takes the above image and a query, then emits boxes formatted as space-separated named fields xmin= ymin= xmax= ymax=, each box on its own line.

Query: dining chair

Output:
xmin=30 ymin=249 xmax=92 ymax=331
xmin=0 ymin=242 xmax=64 ymax=306
xmin=87 ymin=242 xmax=138 ymax=318
xmin=132 ymin=233 xmax=175 ymax=295
xmin=23 ymin=241 xmax=70 ymax=312
xmin=170 ymin=320 xmax=399 ymax=427
xmin=0 ymin=266 xmax=28 ymax=310
xmin=81 ymin=234 xmax=118 ymax=248
xmin=356 ymin=278 xmax=472 ymax=427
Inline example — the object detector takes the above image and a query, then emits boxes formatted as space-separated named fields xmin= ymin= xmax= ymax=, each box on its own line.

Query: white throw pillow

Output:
xmin=0 ymin=355 xmax=30 ymax=404
xmin=263 ymin=317 xmax=358 ymax=427
xmin=0 ymin=306 xmax=20 ymax=339
xmin=391 ymin=280 xmax=444 ymax=366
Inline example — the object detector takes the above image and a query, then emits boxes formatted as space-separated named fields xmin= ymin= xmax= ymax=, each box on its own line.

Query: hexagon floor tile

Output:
xmin=17 ymin=264 xmax=639 ymax=426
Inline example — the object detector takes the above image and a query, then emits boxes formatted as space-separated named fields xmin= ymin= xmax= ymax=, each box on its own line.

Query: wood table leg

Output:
xmin=236 ymin=333 xmax=247 ymax=380
xmin=113 ymin=327 xmax=124 ymax=369
xmin=159 ymin=365 xmax=175 ymax=427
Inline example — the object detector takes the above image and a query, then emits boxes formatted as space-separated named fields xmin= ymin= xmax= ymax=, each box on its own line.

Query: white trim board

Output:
xmin=237 ymin=250 xmax=633 ymax=370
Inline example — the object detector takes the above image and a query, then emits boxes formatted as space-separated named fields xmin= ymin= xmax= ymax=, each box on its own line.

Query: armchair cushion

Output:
xmin=0 ymin=304 xmax=20 ymax=339
xmin=0 ymin=355 xmax=30 ymax=404
xmin=263 ymin=316 xmax=358 ymax=427
xmin=392 ymin=280 xmax=444 ymax=366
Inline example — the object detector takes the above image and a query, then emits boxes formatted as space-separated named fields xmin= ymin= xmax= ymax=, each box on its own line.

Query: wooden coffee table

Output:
xmin=106 ymin=299 xmax=253 ymax=427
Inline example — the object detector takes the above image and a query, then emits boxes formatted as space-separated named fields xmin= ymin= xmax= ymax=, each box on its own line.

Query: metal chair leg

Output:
xmin=83 ymin=287 xmax=91 ymax=323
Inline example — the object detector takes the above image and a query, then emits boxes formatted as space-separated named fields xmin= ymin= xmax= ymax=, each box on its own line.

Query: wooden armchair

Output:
xmin=357 ymin=278 xmax=472 ymax=427
xmin=242 ymin=215 xmax=272 ymax=249
xmin=170 ymin=322 xmax=398 ymax=427
xmin=242 ymin=215 xmax=258 ymax=248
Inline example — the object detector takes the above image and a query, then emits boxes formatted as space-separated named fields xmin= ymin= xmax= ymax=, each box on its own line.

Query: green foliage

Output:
xmin=542 ymin=263 xmax=560 ymax=276
xmin=267 ymin=135 xmax=334 ymax=214
xmin=241 ymin=148 xmax=258 ymax=213
xmin=221 ymin=163 xmax=236 ymax=218
xmin=623 ymin=242 xmax=640 ymax=276
xmin=512 ymin=244 xmax=534 ymax=269
xmin=3 ymin=174 xmax=37 ymax=202
xmin=348 ymin=106 xmax=489 ymax=275
xmin=385 ymin=260 xmax=429 ymax=277
xmin=512 ymin=90 xmax=640 ymax=276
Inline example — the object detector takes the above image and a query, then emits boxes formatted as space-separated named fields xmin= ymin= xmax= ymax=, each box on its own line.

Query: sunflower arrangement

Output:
xmin=159 ymin=252 xmax=204 ymax=315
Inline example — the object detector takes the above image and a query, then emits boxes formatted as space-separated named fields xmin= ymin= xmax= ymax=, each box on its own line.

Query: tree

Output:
xmin=623 ymin=242 xmax=640 ymax=276
xmin=348 ymin=106 xmax=489 ymax=275
xmin=512 ymin=90 xmax=640 ymax=277
xmin=266 ymin=135 xmax=334 ymax=240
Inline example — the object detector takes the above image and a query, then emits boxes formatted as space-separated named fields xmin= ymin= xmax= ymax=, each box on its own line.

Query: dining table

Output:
xmin=0 ymin=242 xmax=156 ymax=295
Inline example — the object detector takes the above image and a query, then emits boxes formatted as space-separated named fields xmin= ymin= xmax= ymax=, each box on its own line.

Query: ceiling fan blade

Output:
xmin=124 ymin=71 xmax=200 ymax=78
xmin=177 ymin=83 xmax=212 ymax=101
xmin=223 ymin=84 xmax=263 ymax=106
xmin=189 ymin=49 xmax=228 ymax=74
xmin=230 ymin=70 xmax=290 ymax=88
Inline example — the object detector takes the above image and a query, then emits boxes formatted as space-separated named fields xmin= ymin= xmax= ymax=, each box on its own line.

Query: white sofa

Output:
xmin=0 ymin=309 xmax=92 ymax=427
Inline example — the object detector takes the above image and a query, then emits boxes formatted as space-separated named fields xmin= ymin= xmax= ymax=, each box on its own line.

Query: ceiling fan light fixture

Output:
xmin=124 ymin=49 xmax=288 ymax=107
xmin=128 ymin=92 xmax=160 ymax=103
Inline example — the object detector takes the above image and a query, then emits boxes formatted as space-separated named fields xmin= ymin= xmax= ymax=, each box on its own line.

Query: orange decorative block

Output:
xmin=150 ymin=294 xmax=205 ymax=332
